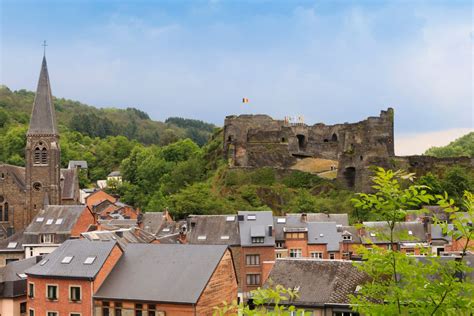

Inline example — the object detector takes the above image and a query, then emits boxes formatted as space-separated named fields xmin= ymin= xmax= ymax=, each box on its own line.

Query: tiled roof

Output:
xmin=265 ymin=259 xmax=369 ymax=306
xmin=94 ymin=244 xmax=228 ymax=303
xmin=25 ymin=239 xmax=118 ymax=279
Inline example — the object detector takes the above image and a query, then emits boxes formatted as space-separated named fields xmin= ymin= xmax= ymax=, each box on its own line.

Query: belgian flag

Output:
xmin=242 ymin=98 xmax=249 ymax=103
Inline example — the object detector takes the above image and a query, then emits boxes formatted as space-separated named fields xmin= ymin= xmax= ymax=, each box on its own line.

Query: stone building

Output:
xmin=0 ymin=56 xmax=80 ymax=237
xmin=223 ymin=109 xmax=472 ymax=191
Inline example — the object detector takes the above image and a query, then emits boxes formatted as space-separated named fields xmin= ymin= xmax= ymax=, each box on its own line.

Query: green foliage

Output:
xmin=282 ymin=170 xmax=323 ymax=189
xmin=213 ymin=284 xmax=307 ymax=316
xmin=425 ymin=132 xmax=473 ymax=158
xmin=350 ymin=168 xmax=473 ymax=315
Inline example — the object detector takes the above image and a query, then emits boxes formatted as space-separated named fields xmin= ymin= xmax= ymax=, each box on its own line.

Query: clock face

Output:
xmin=32 ymin=182 xmax=42 ymax=191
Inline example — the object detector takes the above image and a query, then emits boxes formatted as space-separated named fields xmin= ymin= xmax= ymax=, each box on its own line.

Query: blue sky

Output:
xmin=1 ymin=0 xmax=472 ymax=154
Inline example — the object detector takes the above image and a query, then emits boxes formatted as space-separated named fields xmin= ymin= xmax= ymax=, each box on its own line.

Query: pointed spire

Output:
xmin=28 ymin=56 xmax=58 ymax=136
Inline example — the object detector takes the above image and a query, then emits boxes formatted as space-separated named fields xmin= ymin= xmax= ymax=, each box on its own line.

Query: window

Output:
xmin=343 ymin=235 xmax=352 ymax=240
xmin=70 ymin=286 xmax=81 ymax=301
xmin=40 ymin=234 xmax=54 ymax=244
xmin=226 ymin=216 xmax=235 ymax=221
xmin=102 ymin=301 xmax=110 ymax=316
xmin=148 ymin=304 xmax=156 ymax=316
xmin=277 ymin=218 xmax=286 ymax=224
xmin=62 ymin=256 xmax=74 ymax=264
xmin=329 ymin=253 xmax=336 ymax=260
xmin=286 ymin=232 xmax=305 ymax=239
xmin=275 ymin=241 xmax=284 ymax=248
xmin=311 ymin=252 xmax=323 ymax=259
xmin=17 ymin=273 xmax=27 ymax=279
xmin=29 ymin=282 xmax=35 ymax=298
xmin=56 ymin=218 xmax=63 ymax=225
xmin=246 ymin=274 xmax=261 ymax=286
xmin=71 ymin=314 xmax=81 ymax=316
xmin=47 ymin=312 xmax=58 ymax=316
xmin=276 ymin=253 xmax=282 ymax=258
xmin=84 ymin=256 xmax=96 ymax=265
xmin=115 ymin=302 xmax=122 ymax=316
xmin=20 ymin=302 xmax=26 ymax=313
xmin=246 ymin=254 xmax=260 ymax=266
xmin=47 ymin=285 xmax=58 ymax=300
xmin=39 ymin=259 xmax=49 ymax=266
xmin=197 ymin=235 xmax=206 ymax=240
xmin=247 ymin=214 xmax=256 ymax=220
xmin=6 ymin=258 xmax=19 ymax=264
xmin=220 ymin=235 xmax=230 ymax=240
xmin=333 ymin=312 xmax=359 ymax=316
xmin=41 ymin=148 xmax=48 ymax=164
xmin=46 ymin=219 xmax=54 ymax=225
xmin=135 ymin=303 xmax=143 ymax=316
xmin=405 ymin=249 xmax=415 ymax=256
xmin=29 ymin=309 xmax=35 ymax=316
xmin=36 ymin=217 xmax=44 ymax=222
xmin=289 ymin=249 xmax=302 ymax=258
xmin=251 ymin=237 xmax=264 ymax=244
xmin=7 ymin=242 xmax=18 ymax=248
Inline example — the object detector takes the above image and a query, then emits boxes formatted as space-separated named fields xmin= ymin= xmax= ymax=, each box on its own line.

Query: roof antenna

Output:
xmin=42 ymin=40 xmax=48 ymax=57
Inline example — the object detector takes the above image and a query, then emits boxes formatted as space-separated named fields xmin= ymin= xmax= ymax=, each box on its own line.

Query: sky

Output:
xmin=1 ymin=0 xmax=472 ymax=155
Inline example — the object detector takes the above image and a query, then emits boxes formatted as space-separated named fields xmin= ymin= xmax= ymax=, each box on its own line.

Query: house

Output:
xmin=360 ymin=221 xmax=429 ymax=255
xmin=0 ymin=230 xmax=27 ymax=267
xmin=238 ymin=211 xmax=275 ymax=295
xmin=287 ymin=213 xmax=349 ymax=226
xmin=263 ymin=259 xmax=369 ymax=315
xmin=338 ymin=226 xmax=363 ymax=260
xmin=307 ymin=222 xmax=342 ymax=259
xmin=23 ymin=205 xmax=94 ymax=258
xmin=140 ymin=211 xmax=174 ymax=236
xmin=187 ymin=215 xmax=242 ymax=290
xmin=81 ymin=227 xmax=157 ymax=247
xmin=93 ymin=244 xmax=238 ymax=316
xmin=67 ymin=161 xmax=88 ymax=170
xmin=85 ymin=190 xmax=117 ymax=209
xmin=0 ymin=256 xmax=42 ymax=316
xmin=25 ymin=239 xmax=123 ymax=316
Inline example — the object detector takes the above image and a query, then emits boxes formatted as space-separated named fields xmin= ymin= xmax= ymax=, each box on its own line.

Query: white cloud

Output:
xmin=395 ymin=128 xmax=473 ymax=156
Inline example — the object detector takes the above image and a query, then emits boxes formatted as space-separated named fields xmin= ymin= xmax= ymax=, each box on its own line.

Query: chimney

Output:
xmin=268 ymin=225 xmax=273 ymax=237
xmin=301 ymin=213 xmax=307 ymax=222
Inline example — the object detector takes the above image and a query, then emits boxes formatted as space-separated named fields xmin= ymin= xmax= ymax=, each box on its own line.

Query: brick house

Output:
xmin=238 ymin=211 xmax=275 ymax=296
xmin=23 ymin=205 xmax=95 ymax=259
xmin=93 ymin=244 xmax=238 ymax=316
xmin=25 ymin=239 xmax=123 ymax=316
xmin=0 ymin=256 xmax=42 ymax=316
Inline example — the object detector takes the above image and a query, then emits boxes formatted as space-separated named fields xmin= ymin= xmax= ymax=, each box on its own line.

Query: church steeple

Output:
xmin=27 ymin=56 xmax=58 ymax=136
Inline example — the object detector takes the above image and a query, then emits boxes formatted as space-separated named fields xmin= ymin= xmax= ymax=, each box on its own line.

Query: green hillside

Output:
xmin=425 ymin=132 xmax=473 ymax=158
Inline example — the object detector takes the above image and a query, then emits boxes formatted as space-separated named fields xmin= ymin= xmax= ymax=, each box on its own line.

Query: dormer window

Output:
xmin=251 ymin=237 xmax=264 ymax=244
xmin=40 ymin=234 xmax=54 ymax=244
xmin=343 ymin=235 xmax=352 ymax=241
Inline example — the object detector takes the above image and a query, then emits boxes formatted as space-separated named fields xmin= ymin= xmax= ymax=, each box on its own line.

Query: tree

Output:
xmin=349 ymin=168 xmax=473 ymax=315
xmin=213 ymin=284 xmax=306 ymax=316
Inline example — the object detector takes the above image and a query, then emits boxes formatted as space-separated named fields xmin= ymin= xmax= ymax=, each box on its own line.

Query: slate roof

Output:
xmin=307 ymin=222 xmax=342 ymax=251
xmin=25 ymin=205 xmax=86 ymax=235
xmin=265 ymin=259 xmax=369 ymax=306
xmin=97 ymin=219 xmax=137 ymax=229
xmin=108 ymin=171 xmax=121 ymax=177
xmin=0 ymin=256 xmax=42 ymax=298
xmin=81 ymin=228 xmax=155 ymax=248
xmin=60 ymin=168 xmax=78 ymax=200
xmin=94 ymin=244 xmax=229 ymax=303
xmin=141 ymin=212 xmax=165 ymax=235
xmin=25 ymin=239 xmax=118 ymax=279
xmin=0 ymin=230 xmax=26 ymax=252
xmin=338 ymin=226 xmax=362 ymax=243
xmin=362 ymin=221 xmax=427 ymax=244
xmin=0 ymin=164 xmax=26 ymax=190
xmin=28 ymin=56 xmax=58 ymax=136
xmin=187 ymin=215 xmax=240 ymax=245
xmin=430 ymin=224 xmax=453 ymax=242
xmin=68 ymin=160 xmax=88 ymax=169
xmin=238 ymin=211 xmax=275 ymax=247
xmin=287 ymin=213 xmax=349 ymax=226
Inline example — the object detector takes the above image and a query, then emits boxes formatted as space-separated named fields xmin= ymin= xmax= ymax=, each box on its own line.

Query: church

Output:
xmin=0 ymin=56 xmax=80 ymax=237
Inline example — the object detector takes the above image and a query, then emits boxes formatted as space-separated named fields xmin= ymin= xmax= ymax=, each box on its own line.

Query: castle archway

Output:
xmin=296 ymin=134 xmax=306 ymax=151
xmin=343 ymin=167 xmax=356 ymax=188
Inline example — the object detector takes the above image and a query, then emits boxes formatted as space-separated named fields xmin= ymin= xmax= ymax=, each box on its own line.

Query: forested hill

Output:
xmin=0 ymin=85 xmax=216 ymax=146
xmin=424 ymin=132 xmax=473 ymax=158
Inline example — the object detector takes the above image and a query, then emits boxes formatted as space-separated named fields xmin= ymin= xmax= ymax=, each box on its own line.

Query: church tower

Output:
xmin=25 ymin=56 xmax=61 ymax=226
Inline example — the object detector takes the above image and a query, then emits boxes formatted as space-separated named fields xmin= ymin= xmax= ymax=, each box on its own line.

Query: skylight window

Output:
xmin=408 ymin=230 xmax=413 ymax=235
xmin=17 ymin=273 xmax=27 ymax=279
xmin=370 ymin=233 xmax=377 ymax=237
xmin=36 ymin=217 xmax=44 ymax=222
xmin=39 ymin=259 xmax=49 ymax=266
xmin=220 ymin=235 xmax=230 ymax=240
xmin=46 ymin=219 xmax=54 ymax=225
xmin=7 ymin=242 xmax=18 ymax=249
xmin=277 ymin=218 xmax=286 ymax=224
xmin=319 ymin=233 xmax=324 ymax=237
xmin=247 ymin=215 xmax=256 ymax=220
xmin=84 ymin=256 xmax=96 ymax=265
xmin=61 ymin=256 xmax=74 ymax=264
xmin=55 ymin=218 xmax=63 ymax=225
xmin=226 ymin=216 xmax=236 ymax=222
xmin=162 ymin=228 xmax=170 ymax=232
xmin=197 ymin=235 xmax=207 ymax=240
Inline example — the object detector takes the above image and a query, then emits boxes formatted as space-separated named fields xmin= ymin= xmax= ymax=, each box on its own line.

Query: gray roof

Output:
xmin=338 ymin=226 xmax=362 ymax=243
xmin=238 ymin=211 xmax=275 ymax=247
xmin=265 ymin=259 xmax=369 ymax=306
xmin=0 ymin=257 xmax=42 ymax=298
xmin=107 ymin=171 xmax=121 ymax=177
xmin=27 ymin=56 xmax=58 ymax=136
xmin=273 ymin=215 xmax=308 ymax=241
xmin=307 ymin=222 xmax=342 ymax=251
xmin=0 ymin=229 xmax=26 ymax=252
xmin=25 ymin=239 xmax=118 ymax=279
xmin=60 ymin=168 xmax=78 ymax=200
xmin=0 ymin=164 xmax=26 ymax=190
xmin=141 ymin=212 xmax=165 ymax=235
xmin=430 ymin=224 xmax=453 ymax=242
xmin=362 ymin=221 xmax=427 ymax=244
xmin=68 ymin=160 xmax=88 ymax=169
xmin=25 ymin=205 xmax=86 ymax=235
xmin=81 ymin=228 xmax=155 ymax=248
xmin=94 ymin=244 xmax=229 ymax=303
xmin=287 ymin=213 xmax=349 ymax=226
xmin=187 ymin=215 xmax=240 ymax=245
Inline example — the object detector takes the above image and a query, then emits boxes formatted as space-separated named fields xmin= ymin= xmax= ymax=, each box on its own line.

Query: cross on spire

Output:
xmin=42 ymin=40 xmax=48 ymax=56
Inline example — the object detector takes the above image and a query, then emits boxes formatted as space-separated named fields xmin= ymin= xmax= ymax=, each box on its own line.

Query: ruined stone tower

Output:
xmin=24 ymin=56 xmax=61 ymax=226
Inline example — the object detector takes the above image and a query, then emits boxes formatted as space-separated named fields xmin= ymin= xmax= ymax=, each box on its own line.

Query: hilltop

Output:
xmin=425 ymin=132 xmax=473 ymax=158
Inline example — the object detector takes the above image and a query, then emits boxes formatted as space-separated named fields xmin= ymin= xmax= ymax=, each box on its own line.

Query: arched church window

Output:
xmin=41 ymin=148 xmax=48 ymax=164
xmin=34 ymin=147 xmax=41 ymax=164
xmin=34 ymin=143 xmax=48 ymax=165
